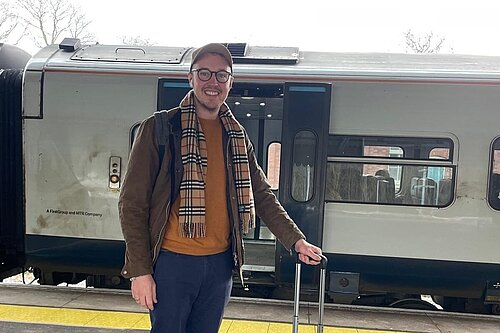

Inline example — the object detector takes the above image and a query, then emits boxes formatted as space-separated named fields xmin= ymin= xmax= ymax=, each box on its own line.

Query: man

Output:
xmin=119 ymin=43 xmax=322 ymax=333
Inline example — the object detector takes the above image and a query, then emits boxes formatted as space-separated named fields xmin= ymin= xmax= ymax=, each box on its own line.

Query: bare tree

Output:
xmin=68 ymin=10 xmax=94 ymax=44
xmin=122 ymin=35 xmax=156 ymax=46
xmin=0 ymin=1 xmax=23 ymax=43
xmin=16 ymin=0 xmax=94 ymax=47
xmin=404 ymin=29 xmax=445 ymax=54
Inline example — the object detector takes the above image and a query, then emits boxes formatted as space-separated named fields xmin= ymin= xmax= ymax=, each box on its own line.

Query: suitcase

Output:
xmin=292 ymin=254 xmax=328 ymax=333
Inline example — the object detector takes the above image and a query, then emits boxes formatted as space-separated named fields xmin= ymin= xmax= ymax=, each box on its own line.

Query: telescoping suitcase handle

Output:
xmin=292 ymin=253 xmax=328 ymax=333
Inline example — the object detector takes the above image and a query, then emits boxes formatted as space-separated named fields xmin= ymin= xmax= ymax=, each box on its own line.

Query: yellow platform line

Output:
xmin=0 ymin=304 xmax=407 ymax=333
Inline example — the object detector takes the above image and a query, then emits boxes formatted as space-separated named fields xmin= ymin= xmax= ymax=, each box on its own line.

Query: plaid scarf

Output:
xmin=178 ymin=90 xmax=255 ymax=238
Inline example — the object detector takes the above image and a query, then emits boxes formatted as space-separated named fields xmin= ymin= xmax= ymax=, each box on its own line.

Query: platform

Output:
xmin=0 ymin=283 xmax=499 ymax=332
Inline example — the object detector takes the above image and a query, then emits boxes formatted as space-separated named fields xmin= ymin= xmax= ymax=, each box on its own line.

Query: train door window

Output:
xmin=292 ymin=131 xmax=317 ymax=202
xmin=488 ymin=137 xmax=500 ymax=210
xmin=267 ymin=142 xmax=281 ymax=190
xmin=260 ymin=141 xmax=281 ymax=239
xmin=326 ymin=135 xmax=455 ymax=207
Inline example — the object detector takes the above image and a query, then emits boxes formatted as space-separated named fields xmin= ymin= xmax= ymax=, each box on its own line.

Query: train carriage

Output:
xmin=1 ymin=39 xmax=499 ymax=314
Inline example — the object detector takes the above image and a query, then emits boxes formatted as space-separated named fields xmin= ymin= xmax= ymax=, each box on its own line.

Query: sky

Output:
xmin=9 ymin=0 xmax=500 ymax=56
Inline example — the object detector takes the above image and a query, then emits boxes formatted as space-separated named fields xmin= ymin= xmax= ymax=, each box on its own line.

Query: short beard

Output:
xmin=194 ymin=94 xmax=219 ymax=113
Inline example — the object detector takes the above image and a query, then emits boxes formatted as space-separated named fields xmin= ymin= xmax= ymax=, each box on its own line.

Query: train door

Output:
xmin=276 ymin=83 xmax=332 ymax=287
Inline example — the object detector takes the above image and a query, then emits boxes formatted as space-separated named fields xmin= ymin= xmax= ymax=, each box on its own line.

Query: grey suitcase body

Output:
xmin=292 ymin=254 xmax=328 ymax=333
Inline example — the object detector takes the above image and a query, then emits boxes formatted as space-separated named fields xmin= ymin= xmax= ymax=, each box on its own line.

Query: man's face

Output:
xmin=188 ymin=53 xmax=233 ymax=115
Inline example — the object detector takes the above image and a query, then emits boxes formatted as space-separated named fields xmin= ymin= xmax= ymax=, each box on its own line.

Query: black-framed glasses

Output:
xmin=191 ymin=68 xmax=232 ymax=83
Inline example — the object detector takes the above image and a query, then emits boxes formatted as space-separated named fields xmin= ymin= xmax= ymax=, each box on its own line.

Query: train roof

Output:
xmin=26 ymin=40 xmax=500 ymax=83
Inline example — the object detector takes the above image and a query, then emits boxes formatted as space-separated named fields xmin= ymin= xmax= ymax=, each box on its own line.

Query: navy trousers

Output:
xmin=150 ymin=249 xmax=234 ymax=333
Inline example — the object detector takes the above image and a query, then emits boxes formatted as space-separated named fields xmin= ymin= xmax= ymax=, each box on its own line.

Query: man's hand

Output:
xmin=131 ymin=274 xmax=157 ymax=310
xmin=294 ymin=239 xmax=322 ymax=265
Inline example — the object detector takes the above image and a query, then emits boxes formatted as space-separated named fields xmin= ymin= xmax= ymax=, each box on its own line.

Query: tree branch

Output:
xmin=16 ymin=0 xmax=93 ymax=47
xmin=404 ymin=29 xmax=445 ymax=54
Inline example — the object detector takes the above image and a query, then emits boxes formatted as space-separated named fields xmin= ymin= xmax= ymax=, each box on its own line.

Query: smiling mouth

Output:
xmin=204 ymin=90 xmax=220 ymax=96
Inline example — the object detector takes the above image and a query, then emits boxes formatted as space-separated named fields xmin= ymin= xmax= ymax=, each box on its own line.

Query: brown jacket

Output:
xmin=119 ymin=108 xmax=305 ymax=280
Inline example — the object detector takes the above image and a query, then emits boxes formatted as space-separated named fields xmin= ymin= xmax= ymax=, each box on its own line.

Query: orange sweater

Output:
xmin=161 ymin=117 xmax=230 ymax=255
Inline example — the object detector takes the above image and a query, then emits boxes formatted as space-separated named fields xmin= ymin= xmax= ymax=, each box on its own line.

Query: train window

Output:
xmin=329 ymin=135 xmax=453 ymax=161
xmin=488 ymin=138 xmax=500 ymax=210
xmin=326 ymin=135 xmax=455 ymax=207
xmin=266 ymin=142 xmax=281 ymax=190
xmin=292 ymin=131 xmax=317 ymax=202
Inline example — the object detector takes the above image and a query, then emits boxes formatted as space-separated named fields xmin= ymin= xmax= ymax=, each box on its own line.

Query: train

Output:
xmin=1 ymin=38 xmax=499 ymax=314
